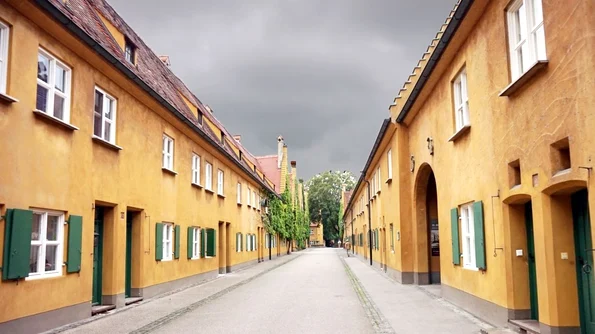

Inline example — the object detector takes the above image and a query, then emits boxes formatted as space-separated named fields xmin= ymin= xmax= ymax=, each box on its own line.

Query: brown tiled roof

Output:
xmin=42 ymin=0 xmax=275 ymax=193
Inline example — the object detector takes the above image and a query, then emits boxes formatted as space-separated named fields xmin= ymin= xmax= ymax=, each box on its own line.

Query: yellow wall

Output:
xmin=345 ymin=0 xmax=595 ymax=329
xmin=0 ymin=0 xmax=271 ymax=324
xmin=310 ymin=223 xmax=323 ymax=246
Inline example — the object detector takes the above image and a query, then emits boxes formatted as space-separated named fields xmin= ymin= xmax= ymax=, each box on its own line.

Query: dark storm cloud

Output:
xmin=109 ymin=0 xmax=456 ymax=179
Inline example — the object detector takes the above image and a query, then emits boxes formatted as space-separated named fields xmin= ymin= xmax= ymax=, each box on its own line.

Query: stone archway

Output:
xmin=413 ymin=163 xmax=440 ymax=284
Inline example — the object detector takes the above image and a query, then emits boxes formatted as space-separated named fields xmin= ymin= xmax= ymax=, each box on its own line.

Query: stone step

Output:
xmin=508 ymin=319 xmax=540 ymax=334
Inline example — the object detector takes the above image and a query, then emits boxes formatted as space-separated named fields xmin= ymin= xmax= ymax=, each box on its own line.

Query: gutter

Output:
xmin=33 ymin=0 xmax=278 ymax=197
xmin=344 ymin=118 xmax=391 ymax=217
xmin=396 ymin=0 xmax=474 ymax=123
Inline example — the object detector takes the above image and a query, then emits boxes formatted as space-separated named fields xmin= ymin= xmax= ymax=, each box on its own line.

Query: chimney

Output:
xmin=290 ymin=161 xmax=297 ymax=205
xmin=277 ymin=136 xmax=284 ymax=169
xmin=205 ymin=105 xmax=213 ymax=113
xmin=233 ymin=135 xmax=242 ymax=143
xmin=159 ymin=55 xmax=171 ymax=67
xmin=280 ymin=144 xmax=288 ymax=192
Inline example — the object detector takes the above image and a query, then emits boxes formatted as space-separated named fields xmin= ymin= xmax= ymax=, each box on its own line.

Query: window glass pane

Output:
xmin=53 ymin=94 xmax=65 ymax=119
xmin=104 ymin=122 xmax=112 ymax=142
xmin=46 ymin=215 xmax=59 ymax=241
xmin=29 ymin=245 xmax=40 ymax=274
xmin=37 ymin=54 xmax=49 ymax=82
xmin=520 ymin=42 xmax=530 ymax=73
xmin=32 ymin=213 xmax=42 ymax=241
xmin=55 ymin=66 xmax=66 ymax=92
xmin=94 ymin=91 xmax=103 ymax=113
xmin=518 ymin=4 xmax=527 ymax=41
xmin=106 ymin=99 xmax=114 ymax=120
xmin=94 ymin=113 xmax=102 ymax=137
xmin=45 ymin=245 xmax=57 ymax=271
xmin=532 ymin=0 xmax=543 ymax=25
xmin=36 ymin=85 xmax=48 ymax=111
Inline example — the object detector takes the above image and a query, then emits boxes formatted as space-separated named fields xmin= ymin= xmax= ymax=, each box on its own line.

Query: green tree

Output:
xmin=306 ymin=170 xmax=355 ymax=245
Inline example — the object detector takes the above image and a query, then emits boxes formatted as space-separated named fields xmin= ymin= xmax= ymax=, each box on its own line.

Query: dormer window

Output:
xmin=124 ymin=38 xmax=136 ymax=64
xmin=220 ymin=131 xmax=225 ymax=145
xmin=198 ymin=112 xmax=203 ymax=125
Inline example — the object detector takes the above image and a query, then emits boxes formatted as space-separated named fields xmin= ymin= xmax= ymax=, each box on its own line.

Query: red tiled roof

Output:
xmin=43 ymin=0 xmax=275 ymax=193
xmin=255 ymin=155 xmax=281 ymax=193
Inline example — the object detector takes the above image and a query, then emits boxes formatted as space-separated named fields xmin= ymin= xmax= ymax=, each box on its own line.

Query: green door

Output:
xmin=125 ymin=213 xmax=132 ymax=298
xmin=92 ymin=207 xmax=104 ymax=305
xmin=525 ymin=202 xmax=539 ymax=320
xmin=571 ymin=190 xmax=595 ymax=334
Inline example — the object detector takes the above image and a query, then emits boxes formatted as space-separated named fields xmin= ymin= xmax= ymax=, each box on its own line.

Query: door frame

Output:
xmin=125 ymin=212 xmax=133 ymax=298
xmin=92 ymin=207 xmax=104 ymax=305
xmin=524 ymin=202 xmax=539 ymax=320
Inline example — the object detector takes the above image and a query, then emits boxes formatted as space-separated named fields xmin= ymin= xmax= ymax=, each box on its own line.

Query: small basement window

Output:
xmin=550 ymin=138 xmax=571 ymax=175
xmin=508 ymin=159 xmax=521 ymax=188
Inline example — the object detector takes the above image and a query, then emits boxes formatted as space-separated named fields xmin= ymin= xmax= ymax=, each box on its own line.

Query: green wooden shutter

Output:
xmin=155 ymin=223 xmax=163 ymax=261
xmin=2 ymin=209 xmax=33 ymax=280
xmin=451 ymin=208 xmax=460 ymax=265
xmin=473 ymin=201 xmax=487 ymax=270
xmin=67 ymin=215 xmax=83 ymax=273
xmin=201 ymin=228 xmax=206 ymax=257
xmin=207 ymin=228 xmax=216 ymax=257
xmin=174 ymin=225 xmax=180 ymax=259
xmin=187 ymin=227 xmax=193 ymax=259
xmin=241 ymin=233 xmax=244 ymax=251
xmin=246 ymin=234 xmax=249 ymax=252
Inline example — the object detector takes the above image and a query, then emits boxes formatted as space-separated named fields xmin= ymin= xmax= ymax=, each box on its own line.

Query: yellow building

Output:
xmin=0 ymin=0 xmax=287 ymax=332
xmin=344 ymin=0 xmax=595 ymax=333
xmin=309 ymin=222 xmax=324 ymax=247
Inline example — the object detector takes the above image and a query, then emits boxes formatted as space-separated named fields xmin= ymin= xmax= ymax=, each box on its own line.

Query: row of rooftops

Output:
xmin=43 ymin=0 xmax=291 ymax=194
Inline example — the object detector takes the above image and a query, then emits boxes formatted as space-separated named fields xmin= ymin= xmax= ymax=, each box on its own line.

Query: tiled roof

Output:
xmin=42 ymin=0 xmax=275 ymax=193
xmin=255 ymin=155 xmax=281 ymax=193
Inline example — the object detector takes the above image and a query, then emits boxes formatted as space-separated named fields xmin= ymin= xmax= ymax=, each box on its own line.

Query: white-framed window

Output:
xmin=460 ymin=203 xmax=476 ymax=269
xmin=124 ymin=38 xmax=136 ymax=64
xmin=217 ymin=169 xmax=224 ymax=195
xmin=236 ymin=233 xmax=242 ymax=252
xmin=237 ymin=183 xmax=242 ymax=204
xmin=252 ymin=191 xmax=256 ymax=208
xmin=205 ymin=162 xmax=213 ymax=191
xmin=93 ymin=87 xmax=117 ymax=143
xmin=162 ymin=223 xmax=173 ymax=261
xmin=247 ymin=188 xmax=251 ymax=207
xmin=453 ymin=69 xmax=470 ymax=131
xmin=29 ymin=210 xmax=65 ymax=279
xmin=507 ymin=0 xmax=546 ymax=80
xmin=256 ymin=194 xmax=260 ymax=210
xmin=162 ymin=135 xmax=174 ymax=170
xmin=191 ymin=227 xmax=200 ymax=259
xmin=0 ymin=22 xmax=9 ymax=94
xmin=387 ymin=149 xmax=393 ymax=180
xmin=192 ymin=154 xmax=201 ymax=185
xmin=246 ymin=234 xmax=251 ymax=252
xmin=376 ymin=167 xmax=381 ymax=193
xmin=36 ymin=48 xmax=71 ymax=122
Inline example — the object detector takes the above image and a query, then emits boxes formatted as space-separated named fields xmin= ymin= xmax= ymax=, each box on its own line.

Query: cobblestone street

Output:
xmin=44 ymin=248 xmax=492 ymax=334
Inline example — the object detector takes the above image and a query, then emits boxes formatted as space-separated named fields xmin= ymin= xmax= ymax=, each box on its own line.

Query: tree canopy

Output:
xmin=306 ymin=170 xmax=355 ymax=244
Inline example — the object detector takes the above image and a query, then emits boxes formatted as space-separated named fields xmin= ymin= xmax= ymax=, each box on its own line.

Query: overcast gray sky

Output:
xmin=108 ymin=0 xmax=456 ymax=180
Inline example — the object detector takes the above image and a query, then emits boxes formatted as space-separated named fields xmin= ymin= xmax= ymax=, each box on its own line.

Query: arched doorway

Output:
xmin=413 ymin=164 xmax=440 ymax=284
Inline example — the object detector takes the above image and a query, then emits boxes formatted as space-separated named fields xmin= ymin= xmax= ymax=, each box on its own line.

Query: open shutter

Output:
xmin=473 ymin=201 xmax=487 ymax=270
xmin=240 ymin=233 xmax=243 ymax=251
xmin=174 ymin=225 xmax=180 ymax=259
xmin=67 ymin=215 xmax=83 ymax=273
xmin=451 ymin=208 xmax=460 ymax=265
xmin=155 ymin=223 xmax=163 ymax=261
xmin=207 ymin=228 xmax=216 ymax=257
xmin=187 ymin=227 xmax=193 ymax=259
xmin=201 ymin=228 xmax=206 ymax=257
xmin=2 ymin=209 xmax=33 ymax=280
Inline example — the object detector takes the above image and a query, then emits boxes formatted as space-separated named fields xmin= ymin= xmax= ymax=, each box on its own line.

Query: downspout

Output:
xmin=364 ymin=180 xmax=372 ymax=266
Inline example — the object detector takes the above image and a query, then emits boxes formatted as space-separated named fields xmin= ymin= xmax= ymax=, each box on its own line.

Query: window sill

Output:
xmin=385 ymin=178 xmax=392 ymax=184
xmin=0 ymin=92 xmax=18 ymax=103
xmin=92 ymin=136 xmax=122 ymax=151
xmin=448 ymin=125 xmax=471 ymax=142
xmin=499 ymin=60 xmax=548 ymax=97
xmin=162 ymin=167 xmax=178 ymax=176
xmin=205 ymin=188 xmax=214 ymax=194
xmin=190 ymin=257 xmax=200 ymax=260
xmin=462 ymin=264 xmax=479 ymax=271
xmin=217 ymin=193 xmax=225 ymax=199
xmin=25 ymin=272 xmax=62 ymax=281
xmin=160 ymin=258 xmax=173 ymax=262
xmin=33 ymin=109 xmax=79 ymax=131
xmin=191 ymin=182 xmax=203 ymax=189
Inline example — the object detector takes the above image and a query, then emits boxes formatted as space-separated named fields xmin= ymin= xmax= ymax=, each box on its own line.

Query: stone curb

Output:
xmin=339 ymin=254 xmax=396 ymax=334
xmin=42 ymin=253 xmax=301 ymax=334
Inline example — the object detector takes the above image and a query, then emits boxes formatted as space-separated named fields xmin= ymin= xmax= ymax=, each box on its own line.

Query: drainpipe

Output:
xmin=364 ymin=180 xmax=372 ymax=266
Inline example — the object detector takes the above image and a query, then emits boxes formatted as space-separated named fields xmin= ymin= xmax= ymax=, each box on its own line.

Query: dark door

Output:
xmin=92 ymin=207 xmax=104 ymax=305
xmin=525 ymin=202 xmax=539 ymax=320
xmin=125 ymin=213 xmax=132 ymax=298
xmin=571 ymin=190 xmax=595 ymax=334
